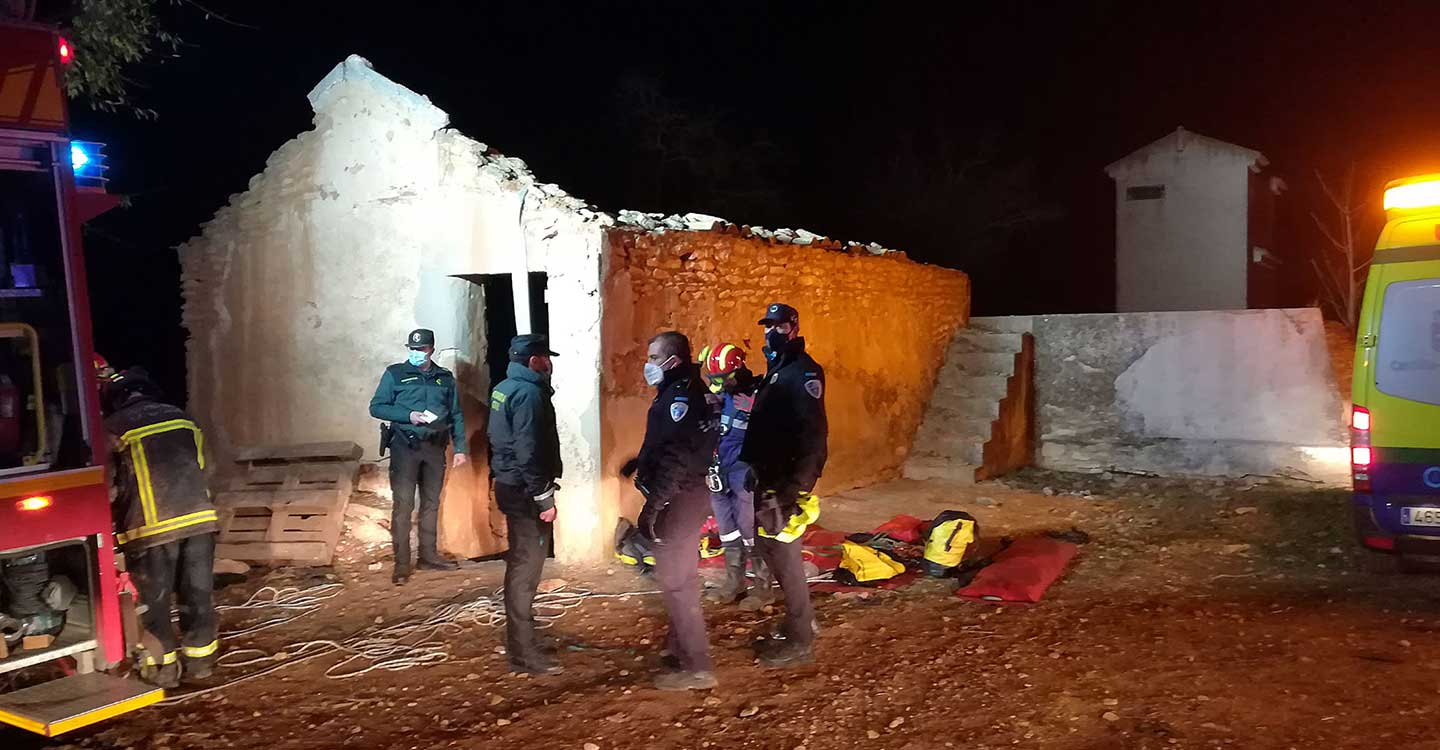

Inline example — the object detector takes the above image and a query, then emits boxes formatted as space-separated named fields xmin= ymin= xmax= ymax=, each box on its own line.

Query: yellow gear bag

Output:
xmin=923 ymin=510 xmax=978 ymax=577
xmin=835 ymin=541 xmax=906 ymax=585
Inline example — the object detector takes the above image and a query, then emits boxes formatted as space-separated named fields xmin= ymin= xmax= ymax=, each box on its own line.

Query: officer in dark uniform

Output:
xmin=104 ymin=368 xmax=219 ymax=688
xmin=620 ymin=331 xmax=719 ymax=691
xmin=740 ymin=302 xmax=828 ymax=667
xmin=487 ymin=334 xmax=563 ymax=675
xmin=369 ymin=328 xmax=469 ymax=584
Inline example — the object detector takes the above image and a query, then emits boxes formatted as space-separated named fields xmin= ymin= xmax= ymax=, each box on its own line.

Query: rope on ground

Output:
xmin=215 ymin=584 xmax=346 ymax=638
xmin=161 ymin=584 xmax=660 ymax=705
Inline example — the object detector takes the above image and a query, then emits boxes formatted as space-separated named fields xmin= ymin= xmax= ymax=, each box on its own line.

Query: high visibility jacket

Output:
xmin=106 ymin=398 xmax=216 ymax=551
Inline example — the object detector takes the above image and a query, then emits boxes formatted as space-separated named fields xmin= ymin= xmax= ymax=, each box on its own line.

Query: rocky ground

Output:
xmin=13 ymin=469 xmax=1440 ymax=750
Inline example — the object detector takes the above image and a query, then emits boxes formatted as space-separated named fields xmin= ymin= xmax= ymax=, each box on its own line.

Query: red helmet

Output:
xmin=701 ymin=343 xmax=746 ymax=393
xmin=93 ymin=354 xmax=114 ymax=379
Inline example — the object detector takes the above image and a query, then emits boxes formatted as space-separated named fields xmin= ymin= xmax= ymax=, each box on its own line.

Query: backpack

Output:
xmin=833 ymin=541 xmax=906 ymax=586
xmin=923 ymin=510 xmax=978 ymax=577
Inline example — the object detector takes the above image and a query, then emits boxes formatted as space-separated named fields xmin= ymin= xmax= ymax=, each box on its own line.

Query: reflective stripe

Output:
xmin=120 ymin=419 xmax=205 ymax=469
xmin=132 ymin=442 xmax=158 ymax=526
xmin=719 ymin=530 xmax=744 ymax=542
xmin=144 ymin=650 xmax=178 ymax=666
xmin=117 ymin=509 xmax=219 ymax=545
xmin=182 ymin=640 xmax=219 ymax=659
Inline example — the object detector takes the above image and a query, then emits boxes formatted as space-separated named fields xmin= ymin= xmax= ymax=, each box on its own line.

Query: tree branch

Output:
xmin=180 ymin=0 xmax=259 ymax=29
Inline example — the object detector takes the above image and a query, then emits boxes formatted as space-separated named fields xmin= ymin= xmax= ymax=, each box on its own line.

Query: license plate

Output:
xmin=1401 ymin=506 xmax=1440 ymax=527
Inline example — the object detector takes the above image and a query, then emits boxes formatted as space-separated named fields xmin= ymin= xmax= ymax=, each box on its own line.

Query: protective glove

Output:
xmin=619 ymin=457 xmax=640 ymax=479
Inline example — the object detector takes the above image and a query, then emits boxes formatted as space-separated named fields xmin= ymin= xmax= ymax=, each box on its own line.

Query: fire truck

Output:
xmin=0 ymin=20 xmax=163 ymax=736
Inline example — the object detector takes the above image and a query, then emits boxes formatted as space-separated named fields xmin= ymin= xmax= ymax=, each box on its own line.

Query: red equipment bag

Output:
xmin=955 ymin=537 xmax=1078 ymax=603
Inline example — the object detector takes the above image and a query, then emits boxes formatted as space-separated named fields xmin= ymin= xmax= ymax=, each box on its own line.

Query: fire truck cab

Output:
xmin=0 ymin=20 xmax=163 ymax=737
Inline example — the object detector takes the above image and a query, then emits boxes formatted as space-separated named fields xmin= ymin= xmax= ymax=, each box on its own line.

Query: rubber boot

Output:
xmin=706 ymin=546 xmax=746 ymax=604
xmin=738 ymin=551 xmax=776 ymax=611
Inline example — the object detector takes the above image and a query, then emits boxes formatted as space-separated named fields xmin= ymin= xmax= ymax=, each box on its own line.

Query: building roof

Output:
xmin=1105 ymin=127 xmax=1268 ymax=178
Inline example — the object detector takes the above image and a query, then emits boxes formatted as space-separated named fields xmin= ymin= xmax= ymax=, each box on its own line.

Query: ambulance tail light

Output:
xmin=1352 ymin=407 xmax=1372 ymax=492
xmin=16 ymin=495 xmax=52 ymax=511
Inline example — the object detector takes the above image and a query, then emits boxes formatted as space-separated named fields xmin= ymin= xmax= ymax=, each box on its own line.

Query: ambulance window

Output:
xmin=1375 ymin=278 xmax=1440 ymax=405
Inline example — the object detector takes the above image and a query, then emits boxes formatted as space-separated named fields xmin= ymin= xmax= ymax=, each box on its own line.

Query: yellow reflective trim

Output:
xmin=118 ymin=419 xmax=197 ymax=445
xmin=132 ymin=442 xmax=158 ymax=526
xmin=0 ymin=466 xmax=104 ymax=498
xmin=117 ymin=510 xmax=219 ymax=545
xmin=144 ymin=650 xmax=178 ymax=666
xmin=46 ymin=689 xmax=164 ymax=737
xmin=182 ymin=640 xmax=218 ymax=658
xmin=491 ymin=390 xmax=507 ymax=403
xmin=0 ymin=707 xmax=47 ymax=735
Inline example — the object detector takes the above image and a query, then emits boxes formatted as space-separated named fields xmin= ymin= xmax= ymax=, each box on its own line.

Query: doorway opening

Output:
xmin=459 ymin=272 xmax=549 ymax=389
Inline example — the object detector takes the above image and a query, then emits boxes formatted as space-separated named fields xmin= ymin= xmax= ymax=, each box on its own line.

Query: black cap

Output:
xmin=509 ymin=334 xmax=559 ymax=360
xmin=406 ymin=329 xmax=435 ymax=349
xmin=758 ymin=302 xmax=799 ymax=326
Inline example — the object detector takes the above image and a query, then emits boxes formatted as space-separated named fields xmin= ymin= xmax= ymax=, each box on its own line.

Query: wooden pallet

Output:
xmin=214 ymin=442 xmax=362 ymax=566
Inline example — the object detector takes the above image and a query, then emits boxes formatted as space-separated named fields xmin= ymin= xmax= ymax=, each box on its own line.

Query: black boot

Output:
xmin=417 ymin=556 xmax=458 ymax=571
xmin=706 ymin=546 xmax=746 ymax=603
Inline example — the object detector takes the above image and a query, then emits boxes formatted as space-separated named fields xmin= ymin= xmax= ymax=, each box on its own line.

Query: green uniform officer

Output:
xmin=369 ymin=328 xmax=469 ymax=584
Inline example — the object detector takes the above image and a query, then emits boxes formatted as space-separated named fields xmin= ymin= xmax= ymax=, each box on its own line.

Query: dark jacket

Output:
xmin=369 ymin=361 xmax=468 ymax=453
xmin=739 ymin=337 xmax=828 ymax=498
xmin=487 ymin=362 xmax=563 ymax=511
xmin=636 ymin=363 xmax=716 ymax=501
xmin=105 ymin=397 xmax=216 ymax=552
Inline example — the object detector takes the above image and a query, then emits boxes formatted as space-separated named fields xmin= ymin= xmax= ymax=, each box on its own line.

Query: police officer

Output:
xmin=740 ymin=302 xmax=828 ymax=667
xmin=487 ymin=334 xmax=563 ymax=675
xmin=369 ymin=328 xmax=469 ymax=584
xmin=104 ymin=368 xmax=219 ymax=688
xmin=620 ymin=331 xmax=718 ymax=690
xmin=697 ymin=343 xmax=769 ymax=606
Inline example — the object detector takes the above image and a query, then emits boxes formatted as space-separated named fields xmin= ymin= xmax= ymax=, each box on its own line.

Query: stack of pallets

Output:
xmin=214 ymin=442 xmax=362 ymax=566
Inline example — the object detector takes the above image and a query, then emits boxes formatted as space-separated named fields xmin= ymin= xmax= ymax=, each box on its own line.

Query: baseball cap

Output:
xmin=758 ymin=302 xmax=799 ymax=326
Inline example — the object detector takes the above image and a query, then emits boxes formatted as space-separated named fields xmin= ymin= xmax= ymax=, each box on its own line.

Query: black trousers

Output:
xmin=756 ymin=534 xmax=815 ymax=646
xmin=127 ymin=532 xmax=219 ymax=666
xmin=389 ymin=436 xmax=447 ymax=566
xmin=496 ymin=483 xmax=551 ymax=664
xmin=649 ymin=486 xmax=714 ymax=673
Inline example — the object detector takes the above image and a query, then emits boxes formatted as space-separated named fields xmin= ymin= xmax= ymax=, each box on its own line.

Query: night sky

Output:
xmin=68 ymin=0 xmax=1440 ymax=400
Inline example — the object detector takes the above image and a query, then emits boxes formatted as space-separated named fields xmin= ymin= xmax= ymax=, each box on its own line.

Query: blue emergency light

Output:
xmin=69 ymin=140 xmax=108 ymax=187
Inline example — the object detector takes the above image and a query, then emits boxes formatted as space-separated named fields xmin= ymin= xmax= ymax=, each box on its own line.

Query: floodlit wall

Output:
xmin=970 ymin=308 xmax=1349 ymax=482
xmin=599 ymin=228 xmax=970 ymax=525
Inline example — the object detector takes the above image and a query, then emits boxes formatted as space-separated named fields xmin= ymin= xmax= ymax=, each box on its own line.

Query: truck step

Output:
xmin=0 ymin=672 xmax=162 ymax=737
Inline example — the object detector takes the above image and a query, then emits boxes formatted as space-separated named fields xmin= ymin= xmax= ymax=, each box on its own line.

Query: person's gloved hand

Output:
xmin=637 ymin=499 xmax=664 ymax=543
xmin=619 ymin=457 xmax=640 ymax=479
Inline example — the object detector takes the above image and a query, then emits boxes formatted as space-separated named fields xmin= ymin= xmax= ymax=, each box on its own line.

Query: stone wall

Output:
xmin=599 ymin=227 xmax=970 ymax=521
xmin=971 ymin=308 xmax=1348 ymax=482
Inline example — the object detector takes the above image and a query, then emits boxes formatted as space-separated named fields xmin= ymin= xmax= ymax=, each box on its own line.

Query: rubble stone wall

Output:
xmin=599 ymin=227 xmax=971 ymax=521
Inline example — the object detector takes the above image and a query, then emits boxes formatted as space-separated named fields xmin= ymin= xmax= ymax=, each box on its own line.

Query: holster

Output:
xmin=379 ymin=423 xmax=393 ymax=457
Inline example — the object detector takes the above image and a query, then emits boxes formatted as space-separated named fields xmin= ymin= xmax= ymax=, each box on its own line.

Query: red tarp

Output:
xmin=955 ymin=537 xmax=1078 ymax=603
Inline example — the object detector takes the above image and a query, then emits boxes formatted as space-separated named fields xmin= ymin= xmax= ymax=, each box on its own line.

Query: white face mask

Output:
xmin=644 ymin=355 xmax=678 ymax=386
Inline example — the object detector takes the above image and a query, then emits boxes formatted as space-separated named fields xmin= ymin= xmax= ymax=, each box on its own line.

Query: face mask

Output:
xmin=765 ymin=330 xmax=790 ymax=358
xmin=644 ymin=355 xmax=677 ymax=386
xmin=407 ymin=349 xmax=428 ymax=367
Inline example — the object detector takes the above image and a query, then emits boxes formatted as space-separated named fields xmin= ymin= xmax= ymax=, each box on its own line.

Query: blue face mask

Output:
xmin=407 ymin=349 xmax=428 ymax=367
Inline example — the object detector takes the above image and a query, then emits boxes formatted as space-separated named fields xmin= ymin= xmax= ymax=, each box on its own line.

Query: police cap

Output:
xmin=758 ymin=302 xmax=799 ymax=327
xmin=509 ymin=334 xmax=559 ymax=361
xmin=406 ymin=329 xmax=435 ymax=349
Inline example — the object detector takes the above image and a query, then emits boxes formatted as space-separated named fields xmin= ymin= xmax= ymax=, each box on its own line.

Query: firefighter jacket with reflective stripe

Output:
xmin=636 ymin=364 xmax=716 ymax=501
xmin=715 ymin=386 xmax=756 ymax=471
xmin=739 ymin=338 xmax=828 ymax=499
xmin=369 ymin=361 xmax=468 ymax=454
xmin=105 ymin=399 xmax=216 ymax=552
xmin=487 ymin=362 xmax=563 ymax=502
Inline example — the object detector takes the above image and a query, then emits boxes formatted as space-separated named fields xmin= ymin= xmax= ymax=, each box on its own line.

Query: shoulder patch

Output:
xmin=804 ymin=379 xmax=824 ymax=399
xmin=670 ymin=402 xmax=689 ymax=422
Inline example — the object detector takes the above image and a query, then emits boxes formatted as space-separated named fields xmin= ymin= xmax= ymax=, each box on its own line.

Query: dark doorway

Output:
xmin=458 ymin=272 xmax=549 ymax=389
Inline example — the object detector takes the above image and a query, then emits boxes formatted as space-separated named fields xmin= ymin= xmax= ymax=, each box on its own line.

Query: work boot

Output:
xmin=417 ymin=557 xmax=459 ymax=571
xmin=140 ymin=661 xmax=181 ymax=689
xmin=654 ymin=670 xmax=718 ymax=691
xmin=738 ymin=553 xmax=776 ymax=611
xmin=757 ymin=638 xmax=814 ymax=668
xmin=392 ymin=564 xmax=412 ymax=585
xmin=509 ymin=656 xmax=564 ymax=676
xmin=182 ymin=655 xmax=216 ymax=682
xmin=706 ymin=546 xmax=747 ymax=604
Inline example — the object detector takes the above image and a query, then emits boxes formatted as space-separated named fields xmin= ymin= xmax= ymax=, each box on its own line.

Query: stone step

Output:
xmin=948 ymin=331 xmax=1025 ymax=355
xmin=968 ymin=316 xmax=1035 ymax=334
xmin=910 ymin=433 xmax=987 ymax=465
xmin=901 ymin=457 xmax=977 ymax=485
xmin=933 ymin=374 xmax=1010 ymax=401
xmin=921 ymin=398 xmax=999 ymax=423
xmin=947 ymin=352 xmax=1018 ymax=377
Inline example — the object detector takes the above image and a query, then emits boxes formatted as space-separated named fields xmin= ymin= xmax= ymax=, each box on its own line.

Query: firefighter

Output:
xmin=486 ymin=334 xmax=563 ymax=675
xmin=697 ymin=342 xmax=769 ymax=606
xmin=619 ymin=331 xmax=718 ymax=690
xmin=369 ymin=328 xmax=469 ymax=585
xmin=104 ymin=368 xmax=219 ymax=687
xmin=740 ymin=302 xmax=828 ymax=667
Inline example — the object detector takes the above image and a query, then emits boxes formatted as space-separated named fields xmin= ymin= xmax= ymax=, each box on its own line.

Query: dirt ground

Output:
xmin=15 ymin=469 xmax=1440 ymax=750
